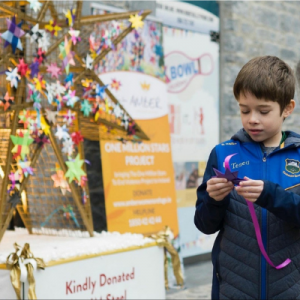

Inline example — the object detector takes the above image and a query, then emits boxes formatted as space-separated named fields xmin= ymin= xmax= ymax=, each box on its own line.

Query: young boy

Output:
xmin=194 ymin=56 xmax=300 ymax=299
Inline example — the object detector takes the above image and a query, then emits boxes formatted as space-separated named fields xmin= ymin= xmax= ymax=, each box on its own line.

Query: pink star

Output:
xmin=47 ymin=63 xmax=61 ymax=79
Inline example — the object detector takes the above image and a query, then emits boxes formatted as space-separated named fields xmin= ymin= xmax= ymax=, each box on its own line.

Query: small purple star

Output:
xmin=29 ymin=61 xmax=39 ymax=78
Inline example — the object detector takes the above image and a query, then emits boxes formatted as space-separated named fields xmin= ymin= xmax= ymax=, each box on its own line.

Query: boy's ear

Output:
xmin=283 ymin=100 xmax=296 ymax=118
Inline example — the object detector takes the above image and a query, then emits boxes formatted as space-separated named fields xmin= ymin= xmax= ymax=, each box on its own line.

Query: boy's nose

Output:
xmin=248 ymin=113 xmax=259 ymax=124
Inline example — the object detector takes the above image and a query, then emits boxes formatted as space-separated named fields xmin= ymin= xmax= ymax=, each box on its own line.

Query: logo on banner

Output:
xmin=165 ymin=51 xmax=213 ymax=93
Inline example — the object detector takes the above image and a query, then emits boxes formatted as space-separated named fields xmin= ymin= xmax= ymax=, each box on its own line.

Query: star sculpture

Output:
xmin=65 ymin=8 xmax=76 ymax=27
xmin=38 ymin=32 xmax=50 ymax=51
xmin=40 ymin=115 xmax=51 ymax=135
xmin=47 ymin=63 xmax=61 ymax=79
xmin=65 ymin=154 xmax=86 ymax=183
xmin=8 ymin=192 xmax=22 ymax=207
xmin=85 ymin=54 xmax=94 ymax=70
xmin=0 ymin=16 xmax=25 ymax=53
xmin=29 ymin=61 xmax=40 ymax=78
xmin=113 ymin=104 xmax=123 ymax=119
xmin=33 ymin=132 xmax=50 ymax=148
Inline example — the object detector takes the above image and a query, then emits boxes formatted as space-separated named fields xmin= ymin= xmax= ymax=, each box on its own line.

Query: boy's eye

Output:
xmin=241 ymin=111 xmax=249 ymax=114
xmin=260 ymin=111 xmax=270 ymax=115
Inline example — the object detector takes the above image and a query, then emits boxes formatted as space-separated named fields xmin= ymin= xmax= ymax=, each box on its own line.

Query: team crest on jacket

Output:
xmin=285 ymin=159 xmax=300 ymax=174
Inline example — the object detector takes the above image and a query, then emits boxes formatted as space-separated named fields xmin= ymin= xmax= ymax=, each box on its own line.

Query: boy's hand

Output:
xmin=207 ymin=178 xmax=234 ymax=201
xmin=235 ymin=176 xmax=264 ymax=202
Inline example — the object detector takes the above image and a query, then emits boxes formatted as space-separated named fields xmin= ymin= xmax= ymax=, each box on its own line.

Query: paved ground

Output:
xmin=166 ymin=260 xmax=213 ymax=299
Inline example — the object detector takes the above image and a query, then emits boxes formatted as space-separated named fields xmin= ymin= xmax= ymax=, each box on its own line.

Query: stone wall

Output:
xmin=219 ymin=1 xmax=300 ymax=141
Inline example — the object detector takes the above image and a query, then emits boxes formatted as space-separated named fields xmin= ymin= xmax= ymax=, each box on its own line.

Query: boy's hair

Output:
xmin=233 ymin=56 xmax=295 ymax=114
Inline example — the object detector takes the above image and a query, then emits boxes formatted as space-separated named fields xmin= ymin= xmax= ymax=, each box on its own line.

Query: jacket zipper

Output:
xmin=261 ymin=152 xmax=267 ymax=300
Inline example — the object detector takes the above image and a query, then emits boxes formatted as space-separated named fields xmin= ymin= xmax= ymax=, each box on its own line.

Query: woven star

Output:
xmin=80 ymin=100 xmax=92 ymax=117
xmin=62 ymin=138 xmax=74 ymax=156
xmin=40 ymin=115 xmax=51 ymax=135
xmin=33 ymin=132 xmax=50 ymax=148
xmin=8 ymin=192 xmax=21 ymax=207
xmin=45 ymin=109 xmax=58 ymax=124
xmin=17 ymin=58 xmax=29 ymax=77
xmin=59 ymin=36 xmax=75 ymax=74
xmin=68 ymin=28 xmax=81 ymax=45
xmin=65 ymin=154 xmax=86 ymax=183
xmin=63 ymin=109 xmax=75 ymax=125
xmin=18 ymin=159 xmax=34 ymax=177
xmin=26 ymin=24 xmax=43 ymax=43
xmin=65 ymin=8 xmax=76 ymax=27
xmin=111 ymin=79 xmax=121 ymax=91
xmin=45 ymin=20 xmax=62 ymax=37
xmin=55 ymin=124 xmax=70 ymax=141
xmin=63 ymin=90 xmax=79 ymax=108
xmin=0 ymin=92 xmax=14 ymax=111
xmin=6 ymin=68 xmax=20 ymax=88
xmin=18 ymin=109 xmax=31 ymax=129
xmin=71 ymin=131 xmax=84 ymax=145
xmin=213 ymin=168 xmax=244 ymax=185
xmin=51 ymin=167 xmax=70 ymax=195
xmin=10 ymin=131 xmax=34 ymax=160
xmin=38 ymin=32 xmax=50 ymax=51
xmin=27 ymin=0 xmax=41 ymax=12
xmin=1 ymin=16 xmax=25 ymax=53
xmin=129 ymin=13 xmax=144 ymax=29
xmin=113 ymin=104 xmax=123 ymax=119
xmin=85 ymin=54 xmax=94 ymax=70
xmin=34 ymin=48 xmax=46 ymax=65
xmin=47 ymin=63 xmax=61 ymax=79
xmin=29 ymin=61 xmax=39 ymax=78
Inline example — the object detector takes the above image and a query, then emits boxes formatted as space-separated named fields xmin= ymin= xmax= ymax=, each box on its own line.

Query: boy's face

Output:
xmin=238 ymin=92 xmax=295 ymax=147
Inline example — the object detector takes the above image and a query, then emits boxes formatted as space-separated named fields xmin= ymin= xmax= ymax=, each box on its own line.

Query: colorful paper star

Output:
xmin=63 ymin=90 xmax=79 ymax=108
xmin=129 ymin=13 xmax=144 ymax=29
xmin=26 ymin=24 xmax=43 ymax=43
xmin=121 ymin=114 xmax=129 ymax=129
xmin=45 ymin=20 xmax=62 ymax=37
xmin=59 ymin=36 xmax=75 ymax=74
xmin=45 ymin=109 xmax=58 ymax=124
xmin=113 ymin=104 xmax=123 ymax=118
xmin=18 ymin=109 xmax=31 ymax=129
xmin=17 ymin=58 xmax=29 ymax=77
xmin=1 ymin=17 xmax=25 ymax=53
xmin=55 ymin=124 xmax=70 ymax=141
xmin=8 ymin=171 xmax=21 ymax=193
xmin=71 ymin=131 xmax=84 ymax=145
xmin=80 ymin=100 xmax=92 ymax=117
xmin=111 ymin=79 xmax=121 ymax=91
xmin=28 ymin=0 xmax=41 ymax=12
xmin=62 ymin=138 xmax=74 ymax=156
xmin=40 ymin=115 xmax=51 ymax=135
xmin=33 ymin=74 xmax=46 ymax=92
xmin=63 ymin=109 xmax=75 ymax=125
xmin=34 ymin=48 xmax=46 ymax=65
xmin=38 ymin=32 xmax=50 ymax=51
xmin=47 ymin=63 xmax=61 ymax=79
xmin=65 ymin=154 xmax=86 ymax=183
xmin=51 ymin=167 xmax=71 ymax=195
xmin=95 ymin=84 xmax=108 ymax=98
xmin=10 ymin=131 xmax=34 ymax=160
xmin=29 ymin=61 xmax=39 ymax=78
xmin=33 ymin=132 xmax=50 ymax=148
xmin=18 ymin=159 xmax=34 ymax=177
xmin=68 ymin=28 xmax=81 ymax=45
xmin=0 ymin=92 xmax=14 ymax=111
xmin=6 ymin=68 xmax=20 ymax=88
xmin=65 ymin=8 xmax=76 ymax=27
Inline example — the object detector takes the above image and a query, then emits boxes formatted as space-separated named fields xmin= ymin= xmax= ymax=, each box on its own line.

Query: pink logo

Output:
xmin=164 ymin=51 xmax=214 ymax=93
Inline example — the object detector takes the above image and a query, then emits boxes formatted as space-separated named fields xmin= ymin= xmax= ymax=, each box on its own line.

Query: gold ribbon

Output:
xmin=6 ymin=243 xmax=45 ymax=300
xmin=150 ymin=226 xmax=184 ymax=289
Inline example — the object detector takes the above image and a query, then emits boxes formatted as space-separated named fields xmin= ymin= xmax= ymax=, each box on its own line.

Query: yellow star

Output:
xmin=81 ymin=78 xmax=93 ymax=87
xmin=129 ymin=14 xmax=144 ymax=29
xmin=40 ymin=115 xmax=51 ymax=135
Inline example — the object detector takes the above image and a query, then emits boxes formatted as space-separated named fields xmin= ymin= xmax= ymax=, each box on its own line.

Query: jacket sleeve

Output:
xmin=194 ymin=147 xmax=230 ymax=234
xmin=256 ymin=180 xmax=300 ymax=226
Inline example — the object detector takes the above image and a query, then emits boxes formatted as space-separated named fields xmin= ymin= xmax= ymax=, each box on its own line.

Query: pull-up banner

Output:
xmin=91 ymin=4 xmax=179 ymax=236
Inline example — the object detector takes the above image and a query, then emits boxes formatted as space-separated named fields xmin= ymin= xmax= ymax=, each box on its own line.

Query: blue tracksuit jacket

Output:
xmin=195 ymin=129 xmax=300 ymax=299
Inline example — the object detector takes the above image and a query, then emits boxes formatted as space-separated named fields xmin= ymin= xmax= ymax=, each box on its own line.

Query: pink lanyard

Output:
xmin=224 ymin=155 xmax=291 ymax=269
